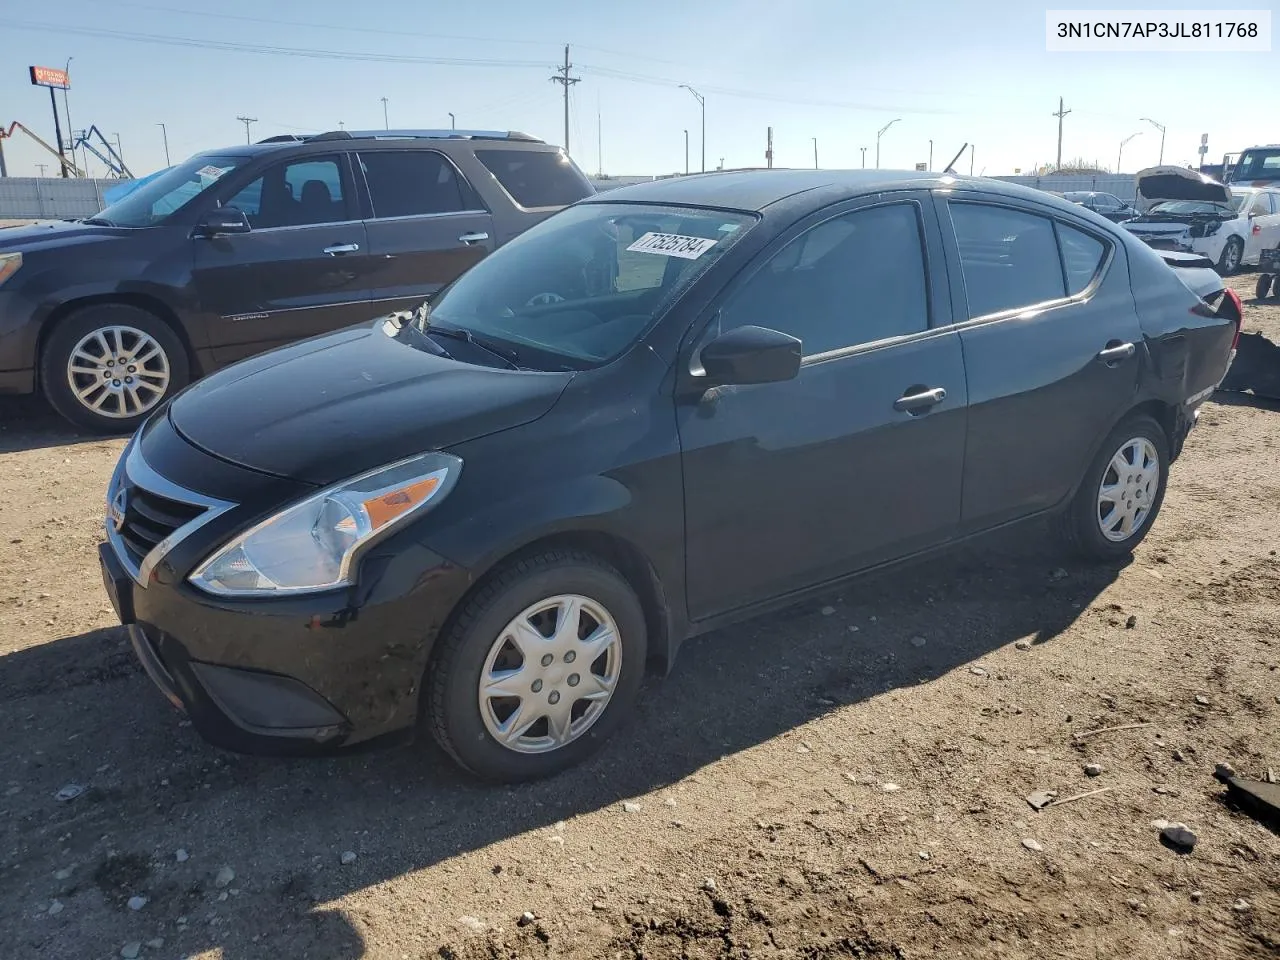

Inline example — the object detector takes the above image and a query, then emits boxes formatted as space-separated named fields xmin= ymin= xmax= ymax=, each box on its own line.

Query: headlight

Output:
xmin=1197 ymin=221 xmax=1223 ymax=237
xmin=189 ymin=452 xmax=461 ymax=597
xmin=0 ymin=252 xmax=22 ymax=287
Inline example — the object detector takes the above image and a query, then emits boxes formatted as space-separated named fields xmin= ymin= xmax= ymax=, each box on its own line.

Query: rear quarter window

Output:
xmin=474 ymin=149 xmax=594 ymax=208
xmin=1057 ymin=223 xmax=1109 ymax=295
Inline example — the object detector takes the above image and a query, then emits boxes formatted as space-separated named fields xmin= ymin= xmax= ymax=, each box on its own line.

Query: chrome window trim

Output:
xmin=106 ymin=439 xmax=237 ymax=588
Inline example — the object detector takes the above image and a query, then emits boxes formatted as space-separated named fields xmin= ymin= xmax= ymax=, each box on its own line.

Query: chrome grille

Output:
xmin=117 ymin=484 xmax=208 ymax=570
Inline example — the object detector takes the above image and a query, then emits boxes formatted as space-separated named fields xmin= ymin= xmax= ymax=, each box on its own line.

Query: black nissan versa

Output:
xmin=98 ymin=170 xmax=1241 ymax=782
xmin=0 ymin=129 xmax=593 ymax=432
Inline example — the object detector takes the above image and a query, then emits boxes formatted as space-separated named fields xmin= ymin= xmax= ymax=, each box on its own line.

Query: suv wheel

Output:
xmin=1058 ymin=413 xmax=1169 ymax=561
xmin=41 ymin=304 xmax=189 ymax=433
xmin=426 ymin=550 xmax=648 ymax=782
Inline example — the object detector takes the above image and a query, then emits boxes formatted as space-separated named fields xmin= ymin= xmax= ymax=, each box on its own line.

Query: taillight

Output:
xmin=1221 ymin=287 xmax=1244 ymax=351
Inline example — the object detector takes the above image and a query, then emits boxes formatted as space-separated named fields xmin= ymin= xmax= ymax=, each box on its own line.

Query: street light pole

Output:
xmin=875 ymin=118 xmax=901 ymax=169
xmin=380 ymin=97 xmax=390 ymax=130
xmin=156 ymin=123 xmax=170 ymax=166
xmin=860 ymin=146 xmax=867 ymax=169
xmin=448 ymin=112 xmax=455 ymax=130
xmin=680 ymin=85 xmax=705 ymax=173
xmin=928 ymin=139 xmax=933 ymax=170
xmin=684 ymin=129 xmax=689 ymax=175
xmin=1117 ymin=131 xmax=1141 ymax=173
xmin=812 ymin=137 xmax=818 ymax=169
xmin=1140 ymin=117 xmax=1166 ymax=165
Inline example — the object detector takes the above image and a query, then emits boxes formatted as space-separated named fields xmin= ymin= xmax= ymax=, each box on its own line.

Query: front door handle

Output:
xmin=323 ymin=243 xmax=360 ymax=256
xmin=893 ymin=386 xmax=947 ymax=413
xmin=1097 ymin=341 xmax=1136 ymax=365
xmin=459 ymin=231 xmax=490 ymax=245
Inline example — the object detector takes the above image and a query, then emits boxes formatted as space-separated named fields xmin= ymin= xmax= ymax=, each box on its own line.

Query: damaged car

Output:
xmin=1122 ymin=166 xmax=1280 ymax=275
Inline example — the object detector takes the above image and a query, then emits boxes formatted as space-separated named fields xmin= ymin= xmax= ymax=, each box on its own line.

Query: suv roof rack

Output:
xmin=305 ymin=129 xmax=543 ymax=143
xmin=257 ymin=134 xmax=309 ymax=144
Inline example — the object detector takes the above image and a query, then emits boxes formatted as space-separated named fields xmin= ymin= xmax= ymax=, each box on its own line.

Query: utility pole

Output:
xmin=875 ymin=118 xmax=900 ymax=169
xmin=36 ymin=163 xmax=48 ymax=178
xmin=860 ymin=146 xmax=867 ymax=168
xmin=596 ymin=95 xmax=603 ymax=177
xmin=380 ymin=97 xmax=390 ymax=130
xmin=236 ymin=115 xmax=257 ymax=144
xmin=812 ymin=137 xmax=818 ymax=169
xmin=765 ymin=127 xmax=773 ymax=168
xmin=928 ymin=139 xmax=933 ymax=170
xmin=448 ymin=112 xmax=455 ymax=130
xmin=1052 ymin=96 xmax=1071 ymax=171
xmin=970 ymin=144 xmax=975 ymax=176
xmin=550 ymin=44 xmax=580 ymax=155
xmin=684 ymin=129 xmax=689 ymax=175
xmin=156 ymin=123 xmax=170 ymax=167
xmin=1140 ymin=117 xmax=1166 ymax=165
xmin=680 ymin=85 xmax=705 ymax=173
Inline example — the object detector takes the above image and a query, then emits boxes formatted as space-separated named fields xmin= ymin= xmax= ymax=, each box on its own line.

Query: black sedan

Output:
xmin=1060 ymin=190 xmax=1139 ymax=222
xmin=99 ymin=171 xmax=1240 ymax=782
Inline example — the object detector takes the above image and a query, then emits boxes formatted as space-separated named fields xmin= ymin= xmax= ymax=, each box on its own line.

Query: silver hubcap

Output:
xmin=1224 ymin=242 xmax=1240 ymax=271
xmin=478 ymin=594 xmax=622 ymax=754
xmin=1097 ymin=437 xmax=1159 ymax=542
xmin=66 ymin=325 xmax=170 ymax=419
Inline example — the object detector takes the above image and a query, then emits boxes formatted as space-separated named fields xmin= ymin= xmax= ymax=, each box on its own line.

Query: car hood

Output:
xmin=0 ymin=219 xmax=138 ymax=253
xmin=1134 ymin=166 xmax=1232 ymax=213
xmin=169 ymin=322 xmax=573 ymax=485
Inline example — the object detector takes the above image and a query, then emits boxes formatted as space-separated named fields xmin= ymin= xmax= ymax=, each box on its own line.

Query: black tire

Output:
xmin=1057 ymin=413 xmax=1170 ymax=562
xmin=40 ymin=303 xmax=190 ymax=434
xmin=1216 ymin=237 xmax=1243 ymax=276
xmin=1257 ymin=274 xmax=1274 ymax=301
xmin=426 ymin=549 xmax=648 ymax=783
xmin=1271 ymin=275 xmax=1280 ymax=300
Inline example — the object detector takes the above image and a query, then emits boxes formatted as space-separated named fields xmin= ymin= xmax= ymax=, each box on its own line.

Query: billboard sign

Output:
xmin=29 ymin=66 xmax=70 ymax=89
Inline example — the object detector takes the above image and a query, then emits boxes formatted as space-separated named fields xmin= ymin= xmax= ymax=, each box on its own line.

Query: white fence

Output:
xmin=0 ymin=177 xmax=123 ymax=220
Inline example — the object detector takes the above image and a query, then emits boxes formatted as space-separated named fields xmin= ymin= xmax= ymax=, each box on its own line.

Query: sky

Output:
xmin=0 ymin=0 xmax=1276 ymax=180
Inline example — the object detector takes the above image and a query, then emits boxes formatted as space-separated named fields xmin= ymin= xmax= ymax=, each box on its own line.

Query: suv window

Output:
xmin=719 ymin=202 xmax=929 ymax=356
xmin=474 ymin=149 xmax=594 ymax=208
xmin=949 ymin=203 xmax=1065 ymax=317
xmin=225 ymin=156 xmax=347 ymax=229
xmin=358 ymin=151 xmax=468 ymax=218
xmin=1057 ymin=222 xmax=1107 ymax=295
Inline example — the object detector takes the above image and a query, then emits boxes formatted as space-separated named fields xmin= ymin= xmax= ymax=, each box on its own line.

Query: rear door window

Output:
xmin=474 ymin=149 xmax=594 ymax=208
xmin=948 ymin=203 xmax=1066 ymax=317
xmin=358 ymin=151 xmax=469 ymax=219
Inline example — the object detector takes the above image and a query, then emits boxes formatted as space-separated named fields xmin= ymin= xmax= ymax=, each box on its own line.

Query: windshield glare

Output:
xmin=1231 ymin=149 xmax=1280 ymax=181
xmin=1149 ymin=199 xmax=1236 ymax=215
xmin=97 ymin=155 xmax=248 ymax=227
xmin=422 ymin=202 xmax=754 ymax=368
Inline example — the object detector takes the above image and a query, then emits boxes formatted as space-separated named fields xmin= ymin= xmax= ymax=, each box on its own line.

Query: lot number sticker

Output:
xmin=627 ymin=232 xmax=719 ymax=260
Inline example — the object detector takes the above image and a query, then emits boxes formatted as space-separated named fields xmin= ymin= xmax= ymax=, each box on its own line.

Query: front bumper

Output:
xmin=98 ymin=465 xmax=475 ymax=755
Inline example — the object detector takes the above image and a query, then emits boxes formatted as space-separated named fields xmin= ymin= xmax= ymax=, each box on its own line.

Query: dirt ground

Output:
xmin=1 ymin=276 xmax=1277 ymax=960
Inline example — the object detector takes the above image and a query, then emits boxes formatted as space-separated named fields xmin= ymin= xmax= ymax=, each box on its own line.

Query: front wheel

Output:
xmin=1216 ymin=236 xmax=1243 ymax=276
xmin=1058 ymin=414 xmax=1170 ymax=561
xmin=425 ymin=550 xmax=648 ymax=782
xmin=40 ymin=304 xmax=189 ymax=433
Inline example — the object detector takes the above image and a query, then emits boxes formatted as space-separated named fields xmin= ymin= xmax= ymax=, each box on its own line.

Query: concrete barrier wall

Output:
xmin=0 ymin=178 xmax=126 ymax=220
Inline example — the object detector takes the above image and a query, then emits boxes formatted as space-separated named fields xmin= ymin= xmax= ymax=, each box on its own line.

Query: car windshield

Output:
xmin=1230 ymin=148 xmax=1280 ymax=182
xmin=417 ymin=202 xmax=755 ymax=369
xmin=95 ymin=154 xmax=249 ymax=227
xmin=1149 ymin=199 xmax=1237 ymax=215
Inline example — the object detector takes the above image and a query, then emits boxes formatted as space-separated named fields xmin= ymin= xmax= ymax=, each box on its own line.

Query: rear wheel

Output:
xmin=1216 ymin=236 xmax=1243 ymax=276
xmin=41 ymin=304 xmax=189 ymax=433
xmin=1257 ymin=275 xmax=1272 ymax=301
xmin=425 ymin=550 xmax=648 ymax=782
xmin=1058 ymin=414 xmax=1169 ymax=561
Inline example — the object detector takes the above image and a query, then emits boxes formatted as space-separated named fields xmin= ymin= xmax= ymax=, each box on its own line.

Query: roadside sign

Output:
xmin=1200 ymin=133 xmax=1208 ymax=145
xmin=914 ymin=162 xmax=926 ymax=171
xmin=29 ymin=66 xmax=70 ymax=89
xmin=1198 ymin=145 xmax=1208 ymax=155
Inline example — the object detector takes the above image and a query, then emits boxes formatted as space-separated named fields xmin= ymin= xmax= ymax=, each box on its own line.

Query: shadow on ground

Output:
xmin=0 ymin=526 xmax=1123 ymax=960
xmin=0 ymin=396 xmax=121 ymax=453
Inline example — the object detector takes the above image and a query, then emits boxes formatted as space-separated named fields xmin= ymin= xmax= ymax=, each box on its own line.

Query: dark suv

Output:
xmin=0 ymin=129 xmax=594 ymax=431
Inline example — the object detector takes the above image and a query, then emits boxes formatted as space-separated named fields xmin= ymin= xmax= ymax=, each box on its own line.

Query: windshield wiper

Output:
xmin=426 ymin=324 xmax=522 ymax=370
xmin=82 ymin=216 xmax=114 ymax=227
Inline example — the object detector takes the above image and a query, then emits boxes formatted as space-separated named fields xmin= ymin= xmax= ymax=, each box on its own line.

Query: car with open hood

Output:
xmin=97 ymin=170 xmax=1241 ymax=782
xmin=1122 ymin=166 xmax=1280 ymax=274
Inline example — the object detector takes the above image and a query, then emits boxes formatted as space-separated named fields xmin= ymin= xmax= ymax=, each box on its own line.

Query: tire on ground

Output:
xmin=425 ymin=549 xmax=649 ymax=783
xmin=40 ymin=303 xmax=190 ymax=434
xmin=1057 ymin=412 xmax=1170 ymax=562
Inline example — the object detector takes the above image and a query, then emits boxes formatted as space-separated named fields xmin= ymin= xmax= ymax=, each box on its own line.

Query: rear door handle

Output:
xmin=459 ymin=231 xmax=490 ymax=244
xmin=1097 ymin=341 xmax=1136 ymax=364
xmin=323 ymin=243 xmax=360 ymax=256
xmin=893 ymin=386 xmax=947 ymax=413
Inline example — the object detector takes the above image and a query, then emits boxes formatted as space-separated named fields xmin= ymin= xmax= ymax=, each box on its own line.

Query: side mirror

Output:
xmin=699 ymin=325 xmax=801 ymax=386
xmin=196 ymin=207 xmax=251 ymax=237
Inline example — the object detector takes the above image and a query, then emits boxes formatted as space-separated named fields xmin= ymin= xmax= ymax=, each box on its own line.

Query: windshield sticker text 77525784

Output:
xmin=626 ymin=232 xmax=719 ymax=260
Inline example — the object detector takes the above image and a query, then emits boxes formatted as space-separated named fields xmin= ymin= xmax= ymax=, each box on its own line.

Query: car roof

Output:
xmin=194 ymin=129 xmax=551 ymax=159
xmin=583 ymin=169 xmax=1094 ymax=215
